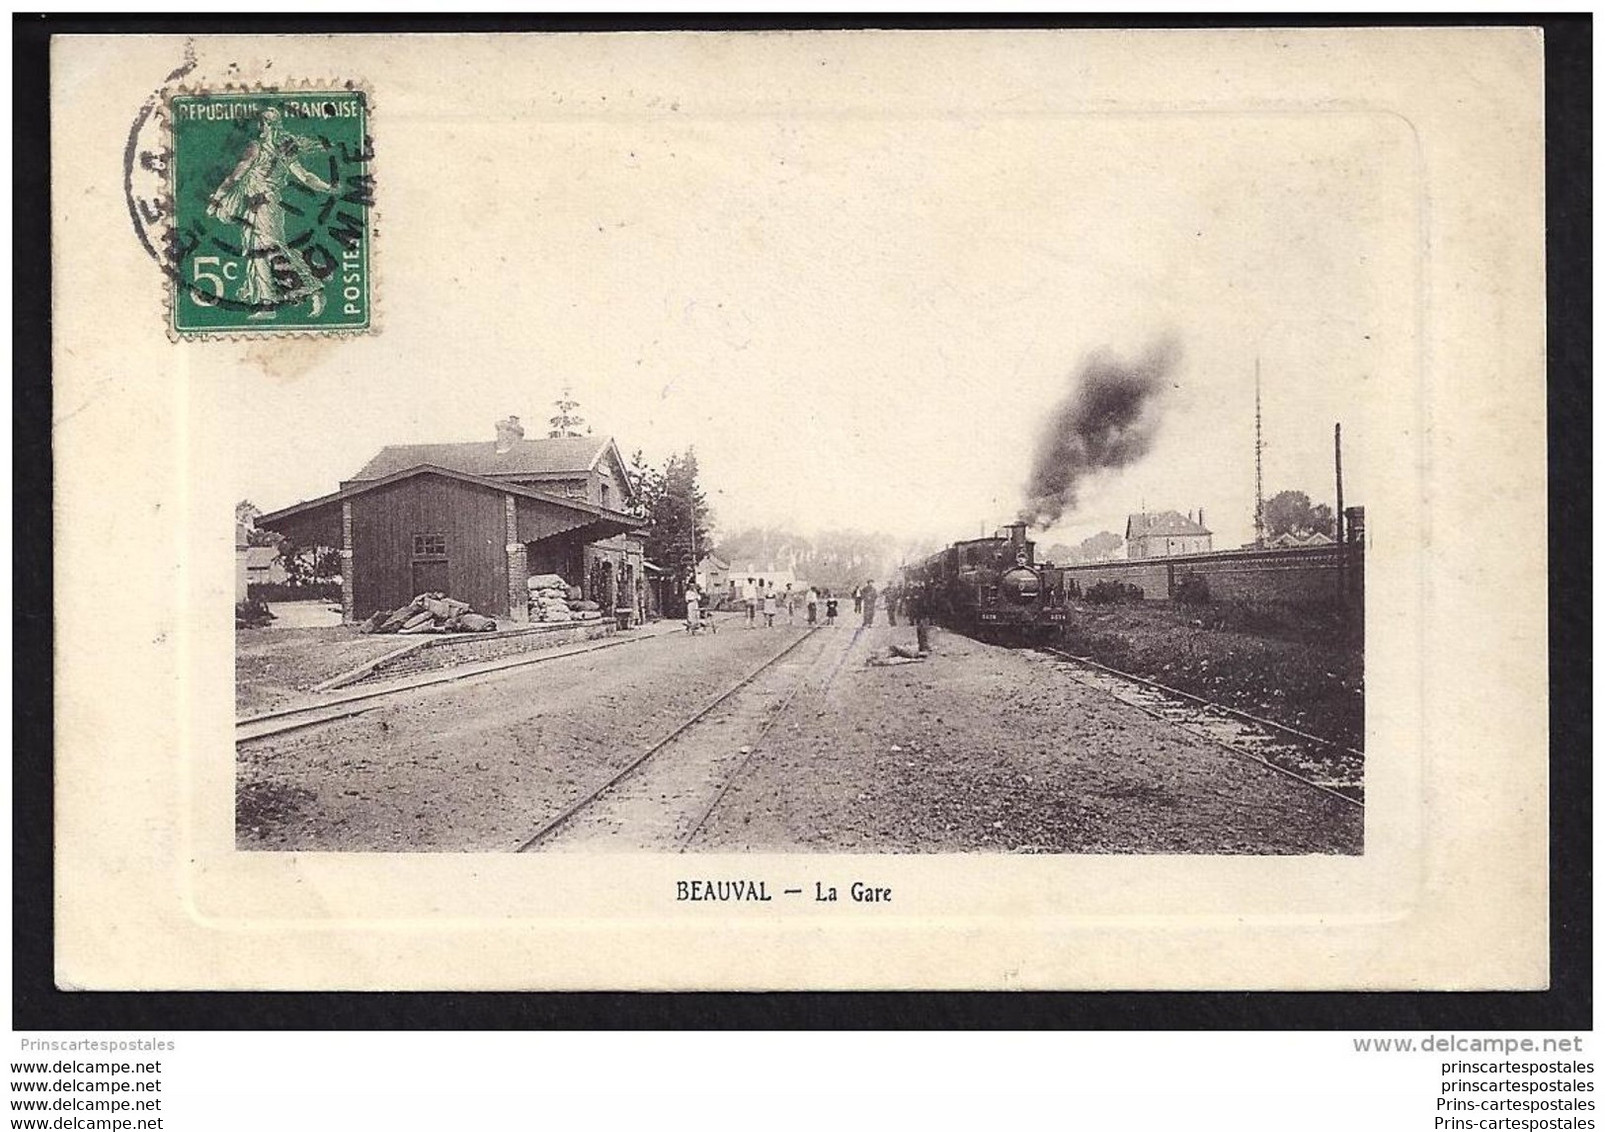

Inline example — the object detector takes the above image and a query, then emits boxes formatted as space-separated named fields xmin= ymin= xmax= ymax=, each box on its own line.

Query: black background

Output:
xmin=12 ymin=13 xmax=1590 ymax=1031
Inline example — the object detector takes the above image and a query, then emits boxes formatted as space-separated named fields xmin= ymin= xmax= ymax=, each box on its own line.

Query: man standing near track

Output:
xmin=861 ymin=579 xmax=878 ymax=628
xmin=909 ymin=580 xmax=932 ymax=654
xmin=684 ymin=580 xmax=701 ymax=633
xmin=742 ymin=576 xmax=758 ymax=627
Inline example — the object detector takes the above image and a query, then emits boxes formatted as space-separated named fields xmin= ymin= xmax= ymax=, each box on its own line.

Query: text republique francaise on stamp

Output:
xmin=160 ymin=90 xmax=372 ymax=336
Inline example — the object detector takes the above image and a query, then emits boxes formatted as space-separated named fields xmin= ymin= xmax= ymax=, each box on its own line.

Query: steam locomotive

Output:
xmin=903 ymin=523 xmax=1069 ymax=643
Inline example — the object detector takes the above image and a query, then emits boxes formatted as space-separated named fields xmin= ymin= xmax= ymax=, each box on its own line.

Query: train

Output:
xmin=903 ymin=522 xmax=1069 ymax=643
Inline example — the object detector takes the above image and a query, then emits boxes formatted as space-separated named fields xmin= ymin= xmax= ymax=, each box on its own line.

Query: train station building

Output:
xmin=256 ymin=417 xmax=648 ymax=624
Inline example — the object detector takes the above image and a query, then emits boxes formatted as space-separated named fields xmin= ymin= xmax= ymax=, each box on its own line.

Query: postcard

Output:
xmin=52 ymin=28 xmax=1548 ymax=989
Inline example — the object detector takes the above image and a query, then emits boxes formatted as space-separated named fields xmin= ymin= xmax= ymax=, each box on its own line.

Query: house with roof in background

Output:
xmin=695 ymin=553 xmax=730 ymax=597
xmin=1124 ymin=509 xmax=1214 ymax=559
xmin=242 ymin=546 xmax=290 ymax=587
xmin=1266 ymin=529 xmax=1336 ymax=549
xmin=255 ymin=416 xmax=647 ymax=624
xmin=235 ymin=522 xmax=251 ymax=601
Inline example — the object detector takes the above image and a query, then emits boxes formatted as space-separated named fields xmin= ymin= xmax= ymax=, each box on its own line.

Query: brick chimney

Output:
xmin=494 ymin=415 xmax=524 ymax=454
xmin=1198 ymin=508 xmax=1205 ymax=529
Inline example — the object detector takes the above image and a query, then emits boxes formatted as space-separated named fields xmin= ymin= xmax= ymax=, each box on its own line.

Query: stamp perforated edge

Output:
xmin=138 ymin=77 xmax=382 ymax=344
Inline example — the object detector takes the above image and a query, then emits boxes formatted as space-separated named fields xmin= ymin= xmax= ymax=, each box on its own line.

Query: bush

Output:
xmin=248 ymin=581 xmax=341 ymax=603
xmin=235 ymin=600 xmax=277 ymax=629
xmin=1174 ymin=572 xmax=1211 ymax=606
xmin=1085 ymin=580 xmax=1145 ymax=605
xmin=1224 ymin=600 xmax=1292 ymax=636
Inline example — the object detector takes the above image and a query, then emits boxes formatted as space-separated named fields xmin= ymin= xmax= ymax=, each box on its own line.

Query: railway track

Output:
xmin=235 ymin=625 xmax=691 ymax=745
xmin=1039 ymin=647 xmax=1365 ymax=806
xmin=517 ymin=629 xmax=822 ymax=852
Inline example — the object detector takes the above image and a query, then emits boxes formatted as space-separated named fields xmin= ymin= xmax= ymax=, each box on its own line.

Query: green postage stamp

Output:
xmin=164 ymin=90 xmax=372 ymax=336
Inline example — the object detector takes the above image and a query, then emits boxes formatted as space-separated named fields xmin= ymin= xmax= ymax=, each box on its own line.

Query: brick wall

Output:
xmin=504 ymin=493 xmax=528 ymax=622
xmin=339 ymin=500 xmax=356 ymax=624
xmin=1063 ymin=560 xmax=1172 ymax=600
xmin=1060 ymin=544 xmax=1362 ymax=608
xmin=505 ymin=543 xmax=529 ymax=621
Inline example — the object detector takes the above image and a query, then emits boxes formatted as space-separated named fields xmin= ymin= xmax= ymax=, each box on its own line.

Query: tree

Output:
xmin=275 ymin=538 xmax=316 ymax=586
xmin=708 ymin=526 xmax=918 ymax=593
xmin=1263 ymin=490 xmax=1336 ymax=538
xmin=548 ymin=385 xmax=587 ymax=438
xmin=1079 ymin=530 xmax=1124 ymax=560
xmin=715 ymin=526 xmax=811 ymax=573
xmin=314 ymin=548 xmax=343 ymax=580
xmin=636 ymin=448 xmax=713 ymax=612
xmin=625 ymin=448 xmax=661 ymax=520
xmin=236 ymin=500 xmax=281 ymax=547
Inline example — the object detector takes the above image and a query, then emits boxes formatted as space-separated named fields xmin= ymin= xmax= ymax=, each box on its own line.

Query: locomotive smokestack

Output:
xmin=1018 ymin=339 xmax=1177 ymax=527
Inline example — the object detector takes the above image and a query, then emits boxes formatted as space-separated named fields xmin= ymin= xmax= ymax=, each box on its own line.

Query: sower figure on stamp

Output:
xmin=206 ymin=108 xmax=334 ymax=319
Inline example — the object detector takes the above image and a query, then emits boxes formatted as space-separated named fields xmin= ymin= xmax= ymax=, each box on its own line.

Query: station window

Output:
xmin=413 ymin=534 xmax=446 ymax=557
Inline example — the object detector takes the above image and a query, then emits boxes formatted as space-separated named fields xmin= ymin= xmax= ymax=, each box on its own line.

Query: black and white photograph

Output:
xmin=226 ymin=56 xmax=1379 ymax=860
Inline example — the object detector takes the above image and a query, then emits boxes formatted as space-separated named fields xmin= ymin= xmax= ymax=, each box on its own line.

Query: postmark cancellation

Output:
xmin=133 ymin=87 xmax=374 ymax=337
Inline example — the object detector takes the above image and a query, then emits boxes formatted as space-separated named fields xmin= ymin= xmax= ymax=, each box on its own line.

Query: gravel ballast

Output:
xmin=237 ymin=617 xmax=1362 ymax=854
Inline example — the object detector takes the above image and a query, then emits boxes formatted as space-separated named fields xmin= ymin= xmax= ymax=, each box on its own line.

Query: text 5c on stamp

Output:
xmin=165 ymin=90 xmax=373 ymax=336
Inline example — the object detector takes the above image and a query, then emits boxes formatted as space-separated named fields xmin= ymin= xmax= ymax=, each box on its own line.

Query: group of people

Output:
xmin=682 ymin=576 xmax=926 ymax=648
xmin=720 ymin=576 xmax=791 ymax=627
xmin=847 ymin=582 xmax=911 ymax=626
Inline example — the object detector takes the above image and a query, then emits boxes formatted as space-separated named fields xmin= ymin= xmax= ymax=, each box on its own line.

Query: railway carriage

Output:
xmin=906 ymin=522 xmax=1069 ymax=643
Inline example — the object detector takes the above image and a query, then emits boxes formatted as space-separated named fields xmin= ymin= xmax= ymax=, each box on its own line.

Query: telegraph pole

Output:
xmin=1334 ymin=422 xmax=1345 ymax=544
xmin=1253 ymin=358 xmax=1265 ymax=546
xmin=1335 ymin=420 xmax=1349 ymax=624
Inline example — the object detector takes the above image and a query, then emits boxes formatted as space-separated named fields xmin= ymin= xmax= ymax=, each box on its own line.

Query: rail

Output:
xmin=516 ymin=630 xmax=819 ymax=852
xmin=1040 ymin=646 xmax=1364 ymax=807
xmin=236 ymin=622 xmax=697 ymax=745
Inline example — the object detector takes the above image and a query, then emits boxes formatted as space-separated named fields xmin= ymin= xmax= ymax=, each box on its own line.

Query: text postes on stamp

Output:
xmin=165 ymin=90 xmax=372 ymax=336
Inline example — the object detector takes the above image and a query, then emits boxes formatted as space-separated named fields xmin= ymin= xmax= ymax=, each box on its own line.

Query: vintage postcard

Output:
xmin=52 ymin=29 xmax=1548 ymax=989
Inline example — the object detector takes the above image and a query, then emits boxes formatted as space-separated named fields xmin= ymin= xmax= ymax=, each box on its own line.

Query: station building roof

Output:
xmin=349 ymin=435 xmax=616 ymax=483
xmin=256 ymin=463 xmax=645 ymax=549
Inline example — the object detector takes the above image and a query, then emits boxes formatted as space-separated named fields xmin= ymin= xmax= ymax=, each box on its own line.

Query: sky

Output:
xmin=230 ymin=63 xmax=1418 ymax=552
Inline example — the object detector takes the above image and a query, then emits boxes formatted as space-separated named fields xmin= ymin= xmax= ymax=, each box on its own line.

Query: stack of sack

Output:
xmin=357 ymin=592 xmax=499 ymax=634
xmin=527 ymin=574 xmax=573 ymax=622
xmin=571 ymin=599 xmax=603 ymax=622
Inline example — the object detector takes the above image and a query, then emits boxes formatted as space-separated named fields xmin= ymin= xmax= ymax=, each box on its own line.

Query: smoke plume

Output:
xmin=1018 ymin=339 xmax=1178 ymax=527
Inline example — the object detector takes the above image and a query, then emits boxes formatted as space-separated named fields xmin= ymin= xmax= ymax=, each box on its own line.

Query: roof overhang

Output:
xmin=256 ymin=464 xmax=646 ymax=547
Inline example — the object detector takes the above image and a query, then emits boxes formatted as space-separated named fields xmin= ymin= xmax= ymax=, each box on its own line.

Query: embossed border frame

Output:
xmin=16 ymin=12 xmax=1590 ymax=1030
